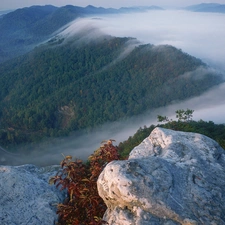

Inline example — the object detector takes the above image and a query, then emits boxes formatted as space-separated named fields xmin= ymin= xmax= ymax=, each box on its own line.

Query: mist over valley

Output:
xmin=0 ymin=3 xmax=225 ymax=166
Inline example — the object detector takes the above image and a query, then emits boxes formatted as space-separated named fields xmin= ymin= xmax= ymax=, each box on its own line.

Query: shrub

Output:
xmin=49 ymin=140 xmax=121 ymax=225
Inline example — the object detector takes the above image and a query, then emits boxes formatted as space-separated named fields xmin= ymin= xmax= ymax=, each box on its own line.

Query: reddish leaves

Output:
xmin=50 ymin=140 xmax=121 ymax=225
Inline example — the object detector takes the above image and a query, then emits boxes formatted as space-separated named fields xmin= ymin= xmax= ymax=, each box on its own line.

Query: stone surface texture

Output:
xmin=0 ymin=164 xmax=64 ymax=225
xmin=97 ymin=127 xmax=225 ymax=225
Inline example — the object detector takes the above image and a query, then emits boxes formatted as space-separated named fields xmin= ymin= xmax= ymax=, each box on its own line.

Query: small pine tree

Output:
xmin=175 ymin=109 xmax=194 ymax=122
xmin=157 ymin=115 xmax=169 ymax=123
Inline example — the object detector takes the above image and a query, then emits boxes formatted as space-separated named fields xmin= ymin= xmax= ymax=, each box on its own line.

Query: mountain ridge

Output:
xmin=0 ymin=4 xmax=163 ymax=63
xmin=184 ymin=3 xmax=225 ymax=13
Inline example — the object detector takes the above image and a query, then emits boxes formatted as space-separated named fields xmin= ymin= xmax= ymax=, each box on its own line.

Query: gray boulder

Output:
xmin=0 ymin=164 xmax=64 ymax=225
xmin=97 ymin=127 xmax=225 ymax=225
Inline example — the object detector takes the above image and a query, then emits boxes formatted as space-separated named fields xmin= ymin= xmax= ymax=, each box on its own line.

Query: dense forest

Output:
xmin=0 ymin=36 xmax=223 ymax=149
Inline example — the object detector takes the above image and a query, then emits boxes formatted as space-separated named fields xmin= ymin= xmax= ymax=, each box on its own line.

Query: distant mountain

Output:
xmin=0 ymin=5 xmax=58 ymax=62
xmin=0 ymin=4 xmax=163 ymax=63
xmin=0 ymin=34 xmax=223 ymax=148
xmin=185 ymin=3 xmax=225 ymax=13
xmin=0 ymin=9 xmax=14 ymax=17
xmin=119 ymin=5 xmax=163 ymax=13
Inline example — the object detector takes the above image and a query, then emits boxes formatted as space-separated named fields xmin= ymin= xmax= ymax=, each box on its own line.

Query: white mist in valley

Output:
xmin=2 ymin=9 xmax=225 ymax=166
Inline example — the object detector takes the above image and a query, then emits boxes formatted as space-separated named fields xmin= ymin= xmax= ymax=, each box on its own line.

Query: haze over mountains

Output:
xmin=0 ymin=3 xmax=225 ymax=165
xmin=184 ymin=3 xmax=225 ymax=13
xmin=0 ymin=5 xmax=163 ymax=63
xmin=0 ymin=3 xmax=225 ymax=63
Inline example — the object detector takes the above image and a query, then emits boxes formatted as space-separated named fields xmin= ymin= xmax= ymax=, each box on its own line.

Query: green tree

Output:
xmin=175 ymin=109 xmax=194 ymax=122
xmin=157 ymin=115 xmax=169 ymax=123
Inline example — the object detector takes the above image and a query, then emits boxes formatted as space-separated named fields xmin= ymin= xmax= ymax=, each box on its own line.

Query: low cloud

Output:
xmin=58 ymin=10 xmax=225 ymax=71
xmin=96 ymin=10 xmax=225 ymax=72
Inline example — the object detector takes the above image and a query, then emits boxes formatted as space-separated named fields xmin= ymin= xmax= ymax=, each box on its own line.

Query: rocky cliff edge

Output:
xmin=97 ymin=127 xmax=225 ymax=225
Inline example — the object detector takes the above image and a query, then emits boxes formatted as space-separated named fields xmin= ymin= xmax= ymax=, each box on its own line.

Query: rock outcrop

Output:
xmin=97 ymin=127 xmax=225 ymax=225
xmin=0 ymin=164 xmax=64 ymax=225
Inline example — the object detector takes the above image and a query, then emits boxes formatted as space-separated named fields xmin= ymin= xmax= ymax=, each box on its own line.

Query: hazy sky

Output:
xmin=1 ymin=0 xmax=225 ymax=10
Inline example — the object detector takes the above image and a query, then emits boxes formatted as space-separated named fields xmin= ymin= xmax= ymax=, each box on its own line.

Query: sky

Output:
xmin=1 ymin=0 xmax=225 ymax=10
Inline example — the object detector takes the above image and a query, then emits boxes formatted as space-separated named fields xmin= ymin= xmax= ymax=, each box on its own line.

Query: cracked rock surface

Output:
xmin=0 ymin=164 xmax=64 ymax=225
xmin=97 ymin=127 xmax=225 ymax=225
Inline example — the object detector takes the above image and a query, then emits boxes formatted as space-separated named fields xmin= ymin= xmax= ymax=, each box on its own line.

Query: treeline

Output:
xmin=0 ymin=36 xmax=223 ymax=148
xmin=119 ymin=120 xmax=225 ymax=158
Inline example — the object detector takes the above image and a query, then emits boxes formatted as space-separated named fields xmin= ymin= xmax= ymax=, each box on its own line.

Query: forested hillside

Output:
xmin=0 ymin=35 xmax=223 ymax=148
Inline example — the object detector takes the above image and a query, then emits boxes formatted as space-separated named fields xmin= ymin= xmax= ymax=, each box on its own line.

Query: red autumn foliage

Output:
xmin=49 ymin=140 xmax=121 ymax=225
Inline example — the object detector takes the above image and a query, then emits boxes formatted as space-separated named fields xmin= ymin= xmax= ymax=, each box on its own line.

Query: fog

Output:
xmin=56 ymin=9 xmax=225 ymax=70
xmin=97 ymin=10 xmax=225 ymax=72
xmin=1 ymin=112 xmax=158 ymax=166
xmin=1 ymin=9 xmax=225 ymax=166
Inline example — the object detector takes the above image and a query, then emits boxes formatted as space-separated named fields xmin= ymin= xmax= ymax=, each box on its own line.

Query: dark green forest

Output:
xmin=0 ymin=36 xmax=223 ymax=149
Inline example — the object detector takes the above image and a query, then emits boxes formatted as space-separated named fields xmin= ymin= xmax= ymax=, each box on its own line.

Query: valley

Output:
xmin=0 ymin=3 xmax=224 ymax=164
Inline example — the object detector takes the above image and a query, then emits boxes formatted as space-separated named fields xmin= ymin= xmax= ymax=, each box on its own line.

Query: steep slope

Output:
xmin=0 ymin=35 xmax=223 ymax=147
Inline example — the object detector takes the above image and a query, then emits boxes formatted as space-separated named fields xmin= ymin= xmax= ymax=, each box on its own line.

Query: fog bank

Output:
xmin=58 ymin=10 xmax=225 ymax=71
xmin=98 ymin=10 xmax=225 ymax=71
